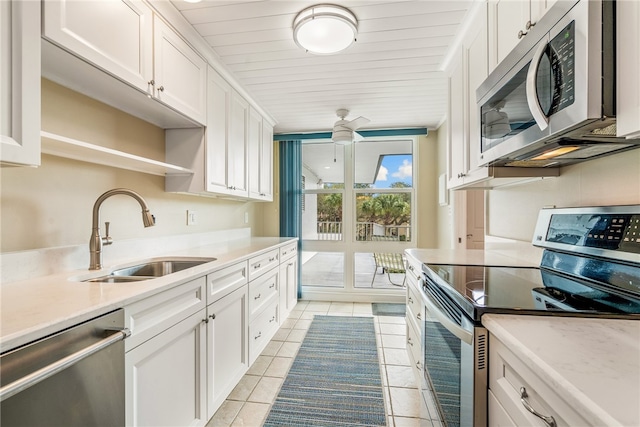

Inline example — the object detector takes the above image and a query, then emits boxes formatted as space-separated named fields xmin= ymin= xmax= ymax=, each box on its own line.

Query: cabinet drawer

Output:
xmin=249 ymin=300 xmax=279 ymax=364
xmin=125 ymin=276 xmax=206 ymax=351
xmin=207 ymin=261 xmax=248 ymax=302
xmin=248 ymin=249 xmax=279 ymax=280
xmin=489 ymin=335 xmax=587 ymax=427
xmin=406 ymin=317 xmax=422 ymax=374
xmin=279 ymin=242 xmax=298 ymax=261
xmin=407 ymin=284 xmax=423 ymax=332
xmin=248 ymin=268 xmax=278 ymax=318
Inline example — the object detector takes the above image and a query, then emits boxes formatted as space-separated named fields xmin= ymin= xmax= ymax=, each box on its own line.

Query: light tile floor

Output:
xmin=206 ymin=301 xmax=434 ymax=427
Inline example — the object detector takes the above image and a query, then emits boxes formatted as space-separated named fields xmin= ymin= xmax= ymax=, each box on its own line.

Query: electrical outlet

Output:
xmin=187 ymin=210 xmax=197 ymax=226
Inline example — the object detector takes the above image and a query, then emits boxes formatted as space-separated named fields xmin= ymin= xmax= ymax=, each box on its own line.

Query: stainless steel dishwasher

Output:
xmin=0 ymin=309 xmax=129 ymax=426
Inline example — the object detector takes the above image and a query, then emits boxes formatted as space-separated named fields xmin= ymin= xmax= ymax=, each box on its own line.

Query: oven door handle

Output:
xmin=423 ymin=293 xmax=473 ymax=345
xmin=526 ymin=38 xmax=550 ymax=131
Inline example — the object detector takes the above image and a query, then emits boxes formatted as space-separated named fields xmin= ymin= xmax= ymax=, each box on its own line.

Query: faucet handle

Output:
xmin=103 ymin=221 xmax=113 ymax=246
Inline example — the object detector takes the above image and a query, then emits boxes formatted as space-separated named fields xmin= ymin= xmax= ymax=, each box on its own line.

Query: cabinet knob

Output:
xmin=520 ymin=387 xmax=557 ymax=427
xmin=148 ymin=80 xmax=155 ymax=86
xmin=157 ymin=86 xmax=165 ymax=92
xmin=209 ymin=314 xmax=216 ymax=320
xmin=202 ymin=318 xmax=209 ymax=324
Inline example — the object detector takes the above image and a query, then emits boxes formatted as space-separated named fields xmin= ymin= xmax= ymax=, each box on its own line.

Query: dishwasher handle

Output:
xmin=0 ymin=328 xmax=130 ymax=402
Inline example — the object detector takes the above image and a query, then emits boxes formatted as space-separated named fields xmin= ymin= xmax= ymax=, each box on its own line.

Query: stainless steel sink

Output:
xmin=83 ymin=257 xmax=216 ymax=283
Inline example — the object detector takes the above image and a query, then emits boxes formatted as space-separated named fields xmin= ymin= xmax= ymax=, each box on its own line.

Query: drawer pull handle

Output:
xmin=520 ymin=387 xmax=557 ymax=427
xmin=209 ymin=314 xmax=216 ymax=320
xmin=254 ymin=332 xmax=262 ymax=340
xmin=415 ymin=361 xmax=421 ymax=370
xmin=407 ymin=337 xmax=414 ymax=346
xmin=254 ymin=263 xmax=261 ymax=269
xmin=408 ymin=296 xmax=413 ymax=303
xmin=269 ymin=257 xmax=276 ymax=262
xmin=269 ymin=316 xmax=276 ymax=323
xmin=288 ymin=262 xmax=294 ymax=267
xmin=255 ymin=293 xmax=261 ymax=300
xmin=416 ymin=313 xmax=421 ymax=320
xmin=269 ymin=283 xmax=275 ymax=289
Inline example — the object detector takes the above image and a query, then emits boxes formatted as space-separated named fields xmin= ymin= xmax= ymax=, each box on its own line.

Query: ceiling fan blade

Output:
xmin=344 ymin=116 xmax=370 ymax=131
xmin=353 ymin=131 xmax=364 ymax=142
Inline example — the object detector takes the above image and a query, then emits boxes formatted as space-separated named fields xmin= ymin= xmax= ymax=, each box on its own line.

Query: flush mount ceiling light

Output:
xmin=293 ymin=4 xmax=358 ymax=54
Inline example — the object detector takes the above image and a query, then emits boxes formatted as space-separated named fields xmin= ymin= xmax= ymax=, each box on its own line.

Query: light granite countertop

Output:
xmin=0 ymin=237 xmax=296 ymax=352
xmin=483 ymin=314 xmax=640 ymax=427
xmin=405 ymin=248 xmax=539 ymax=267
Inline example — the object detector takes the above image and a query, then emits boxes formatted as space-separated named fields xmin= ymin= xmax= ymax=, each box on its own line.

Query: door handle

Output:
xmin=526 ymin=38 xmax=550 ymax=131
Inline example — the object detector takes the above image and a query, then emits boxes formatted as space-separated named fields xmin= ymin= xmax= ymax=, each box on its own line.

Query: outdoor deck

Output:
xmin=301 ymin=251 xmax=406 ymax=289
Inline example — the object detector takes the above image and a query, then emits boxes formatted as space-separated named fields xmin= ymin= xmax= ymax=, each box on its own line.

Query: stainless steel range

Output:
xmin=419 ymin=205 xmax=640 ymax=427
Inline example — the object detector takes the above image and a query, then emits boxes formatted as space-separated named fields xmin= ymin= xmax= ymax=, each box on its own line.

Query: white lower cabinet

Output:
xmin=279 ymin=252 xmax=298 ymax=321
xmin=206 ymin=285 xmax=248 ymax=419
xmin=489 ymin=333 xmax=590 ymax=426
xmin=249 ymin=299 xmax=279 ymax=365
xmin=126 ymin=310 xmax=207 ymax=427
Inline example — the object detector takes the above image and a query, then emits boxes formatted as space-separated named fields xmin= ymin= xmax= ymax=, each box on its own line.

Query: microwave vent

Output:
xmin=589 ymin=123 xmax=617 ymax=136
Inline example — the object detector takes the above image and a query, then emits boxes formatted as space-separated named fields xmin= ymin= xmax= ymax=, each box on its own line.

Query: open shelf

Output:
xmin=40 ymin=131 xmax=193 ymax=176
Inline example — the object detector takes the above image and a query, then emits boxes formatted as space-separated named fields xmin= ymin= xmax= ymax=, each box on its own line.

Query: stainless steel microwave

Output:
xmin=476 ymin=0 xmax=640 ymax=168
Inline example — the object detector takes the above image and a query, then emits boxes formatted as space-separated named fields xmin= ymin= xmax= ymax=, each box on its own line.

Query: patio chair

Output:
xmin=370 ymin=235 xmax=407 ymax=287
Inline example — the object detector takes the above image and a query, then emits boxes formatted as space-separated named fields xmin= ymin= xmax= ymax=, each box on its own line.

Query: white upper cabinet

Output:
xmin=42 ymin=0 xmax=153 ymax=93
xmin=166 ymin=67 xmax=273 ymax=201
xmin=488 ymin=0 xmax=557 ymax=70
xmin=42 ymin=0 xmax=206 ymax=126
xmin=205 ymin=68 xmax=232 ymax=195
xmin=1 ymin=0 xmax=41 ymax=167
xmin=228 ymin=90 xmax=249 ymax=197
xmin=617 ymin=0 xmax=640 ymax=139
xmin=248 ymin=107 xmax=274 ymax=201
xmin=153 ymin=16 xmax=206 ymax=124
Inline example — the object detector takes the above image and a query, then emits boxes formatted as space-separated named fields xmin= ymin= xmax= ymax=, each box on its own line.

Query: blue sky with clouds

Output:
xmin=374 ymin=155 xmax=413 ymax=188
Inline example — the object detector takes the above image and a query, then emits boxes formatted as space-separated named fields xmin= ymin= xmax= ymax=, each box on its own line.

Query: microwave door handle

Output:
xmin=526 ymin=40 xmax=550 ymax=131
xmin=423 ymin=294 xmax=473 ymax=345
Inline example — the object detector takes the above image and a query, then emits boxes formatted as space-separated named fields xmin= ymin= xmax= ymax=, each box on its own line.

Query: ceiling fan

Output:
xmin=331 ymin=109 xmax=370 ymax=145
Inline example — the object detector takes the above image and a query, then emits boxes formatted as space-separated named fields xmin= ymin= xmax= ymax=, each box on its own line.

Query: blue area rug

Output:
xmin=263 ymin=316 xmax=386 ymax=426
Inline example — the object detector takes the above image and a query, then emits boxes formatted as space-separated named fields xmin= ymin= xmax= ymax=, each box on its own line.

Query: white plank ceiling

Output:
xmin=170 ymin=0 xmax=473 ymax=134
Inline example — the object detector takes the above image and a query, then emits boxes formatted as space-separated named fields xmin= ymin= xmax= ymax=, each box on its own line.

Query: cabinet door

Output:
xmin=42 ymin=0 xmax=153 ymax=93
xmin=279 ymin=256 xmax=298 ymax=321
xmin=463 ymin=2 xmax=490 ymax=184
xmin=248 ymin=106 xmax=263 ymax=199
xmin=489 ymin=0 xmax=529 ymax=67
xmin=228 ymin=91 xmax=249 ymax=196
xmin=1 ymin=0 xmax=40 ymax=167
xmin=206 ymin=68 xmax=232 ymax=194
xmin=260 ymin=121 xmax=274 ymax=201
xmin=206 ymin=286 xmax=248 ymax=419
xmin=126 ymin=310 xmax=207 ymax=427
xmin=447 ymin=47 xmax=466 ymax=189
xmin=153 ymin=16 xmax=206 ymax=125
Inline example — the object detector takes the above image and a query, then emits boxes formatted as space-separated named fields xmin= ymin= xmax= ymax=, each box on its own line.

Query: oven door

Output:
xmin=422 ymin=284 xmax=488 ymax=427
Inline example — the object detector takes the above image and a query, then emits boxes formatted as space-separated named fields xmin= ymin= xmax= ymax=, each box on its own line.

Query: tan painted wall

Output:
xmin=0 ymin=80 xmax=266 ymax=252
xmin=415 ymin=132 xmax=440 ymax=249
xmin=434 ymin=123 xmax=455 ymax=249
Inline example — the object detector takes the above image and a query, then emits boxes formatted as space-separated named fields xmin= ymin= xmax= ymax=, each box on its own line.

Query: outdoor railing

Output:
xmin=316 ymin=222 xmax=411 ymax=241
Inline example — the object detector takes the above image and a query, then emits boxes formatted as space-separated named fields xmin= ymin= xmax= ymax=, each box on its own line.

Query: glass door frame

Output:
xmin=301 ymin=136 xmax=419 ymax=301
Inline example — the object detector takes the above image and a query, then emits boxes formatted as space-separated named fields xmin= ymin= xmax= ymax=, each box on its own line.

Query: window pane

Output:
xmin=355 ymin=252 xmax=406 ymax=289
xmin=302 ymin=192 xmax=343 ymax=240
xmin=302 ymin=251 xmax=344 ymax=288
xmin=355 ymin=192 xmax=412 ymax=241
xmin=302 ymin=142 xmax=344 ymax=187
xmin=354 ymin=140 xmax=412 ymax=188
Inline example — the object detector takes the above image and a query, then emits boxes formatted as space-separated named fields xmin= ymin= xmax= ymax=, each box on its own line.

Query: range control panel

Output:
xmin=544 ymin=212 xmax=640 ymax=254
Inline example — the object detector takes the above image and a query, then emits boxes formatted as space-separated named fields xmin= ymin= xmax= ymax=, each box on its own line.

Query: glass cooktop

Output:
xmin=422 ymin=263 xmax=640 ymax=322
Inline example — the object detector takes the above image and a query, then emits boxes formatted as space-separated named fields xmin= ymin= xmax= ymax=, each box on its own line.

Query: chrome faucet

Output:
xmin=89 ymin=188 xmax=155 ymax=270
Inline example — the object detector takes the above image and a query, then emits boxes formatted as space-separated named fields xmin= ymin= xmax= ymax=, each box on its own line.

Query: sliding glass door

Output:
xmin=301 ymin=137 xmax=416 ymax=300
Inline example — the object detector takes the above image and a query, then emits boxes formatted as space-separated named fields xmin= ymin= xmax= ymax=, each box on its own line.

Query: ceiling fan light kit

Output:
xmin=331 ymin=109 xmax=370 ymax=144
xmin=293 ymin=4 xmax=358 ymax=54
